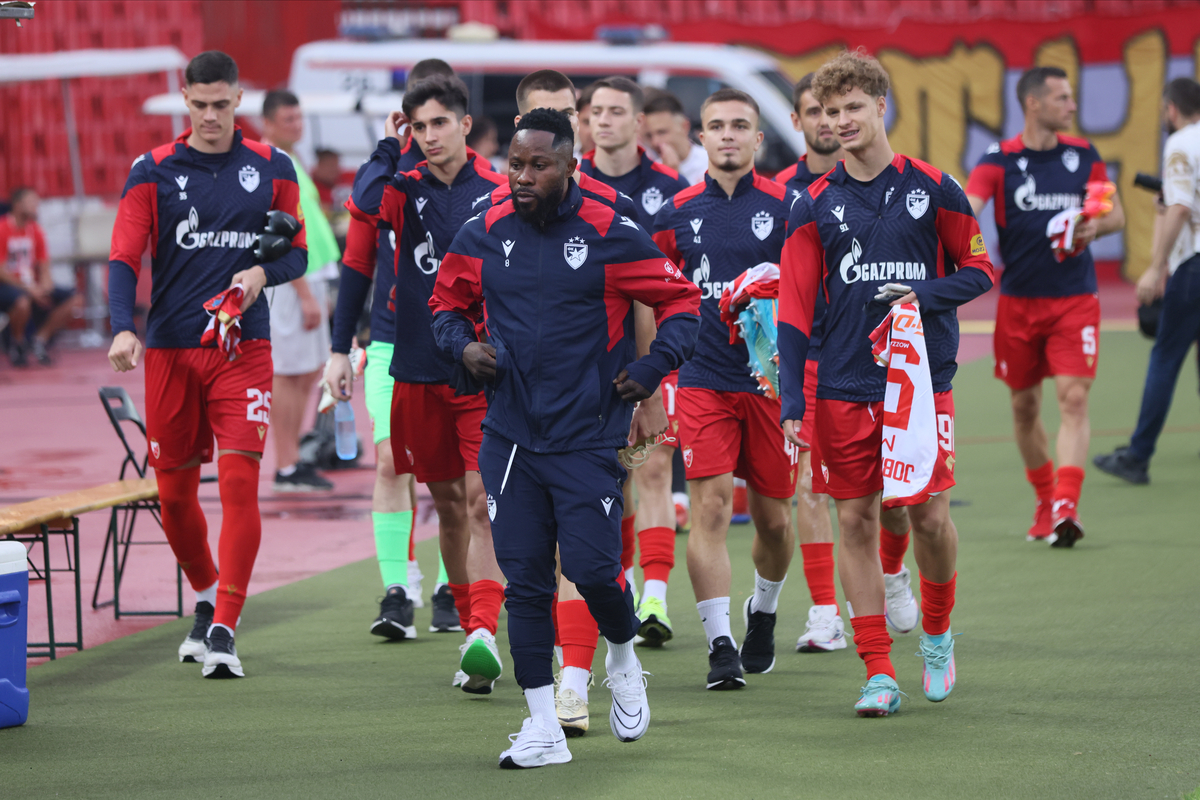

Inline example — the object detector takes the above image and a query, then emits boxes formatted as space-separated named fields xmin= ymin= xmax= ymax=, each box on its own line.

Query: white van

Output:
xmin=287 ymin=39 xmax=805 ymax=173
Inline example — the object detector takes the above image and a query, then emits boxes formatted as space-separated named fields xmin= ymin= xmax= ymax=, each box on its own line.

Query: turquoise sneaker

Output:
xmin=919 ymin=629 xmax=957 ymax=702
xmin=854 ymin=674 xmax=903 ymax=717
xmin=635 ymin=596 xmax=674 ymax=646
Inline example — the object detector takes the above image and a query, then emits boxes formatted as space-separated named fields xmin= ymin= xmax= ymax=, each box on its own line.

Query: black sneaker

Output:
xmin=202 ymin=625 xmax=244 ymax=678
xmin=706 ymin=635 xmax=746 ymax=690
xmin=371 ymin=585 xmax=417 ymax=640
xmin=273 ymin=462 xmax=334 ymax=492
xmin=178 ymin=600 xmax=214 ymax=663
xmin=739 ymin=596 xmax=777 ymax=674
xmin=1093 ymin=448 xmax=1149 ymax=485
xmin=30 ymin=337 xmax=51 ymax=366
xmin=430 ymin=583 xmax=463 ymax=633
xmin=8 ymin=341 xmax=28 ymax=367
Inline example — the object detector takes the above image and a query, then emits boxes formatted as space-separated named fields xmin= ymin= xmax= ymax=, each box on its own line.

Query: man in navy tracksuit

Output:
xmin=431 ymin=109 xmax=700 ymax=768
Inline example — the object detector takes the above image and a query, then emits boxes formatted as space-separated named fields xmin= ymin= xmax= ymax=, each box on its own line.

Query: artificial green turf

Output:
xmin=3 ymin=331 xmax=1198 ymax=799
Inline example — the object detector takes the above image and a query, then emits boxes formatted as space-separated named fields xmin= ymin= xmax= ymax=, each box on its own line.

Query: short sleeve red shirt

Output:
xmin=0 ymin=215 xmax=48 ymax=286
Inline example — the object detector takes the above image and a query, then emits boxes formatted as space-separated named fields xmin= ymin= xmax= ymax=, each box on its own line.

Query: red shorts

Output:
xmin=660 ymin=370 xmax=680 ymax=449
xmin=798 ymin=359 xmax=818 ymax=453
xmin=143 ymin=340 xmax=274 ymax=470
xmin=994 ymin=293 xmax=1100 ymax=390
xmin=812 ymin=391 xmax=956 ymax=503
xmin=677 ymin=387 xmax=798 ymax=499
xmin=390 ymin=382 xmax=486 ymax=483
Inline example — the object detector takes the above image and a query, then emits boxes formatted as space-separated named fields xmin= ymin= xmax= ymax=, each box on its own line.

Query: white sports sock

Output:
xmin=624 ymin=566 xmax=636 ymax=590
xmin=605 ymin=637 xmax=636 ymax=674
xmin=525 ymin=684 xmax=556 ymax=727
xmin=751 ymin=571 xmax=786 ymax=615
xmin=206 ymin=622 xmax=234 ymax=637
xmin=672 ymin=491 xmax=690 ymax=509
xmin=642 ymin=579 xmax=667 ymax=605
xmin=196 ymin=580 xmax=217 ymax=606
xmin=277 ymin=464 xmax=297 ymax=477
xmin=696 ymin=597 xmax=733 ymax=650
xmin=561 ymin=666 xmax=590 ymax=702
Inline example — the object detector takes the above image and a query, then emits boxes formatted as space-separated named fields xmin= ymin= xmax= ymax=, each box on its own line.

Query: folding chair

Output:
xmin=91 ymin=387 xmax=196 ymax=619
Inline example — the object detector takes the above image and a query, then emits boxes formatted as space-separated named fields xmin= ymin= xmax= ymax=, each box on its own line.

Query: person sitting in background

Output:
xmin=643 ymin=90 xmax=708 ymax=185
xmin=1093 ymin=78 xmax=1200 ymax=484
xmin=0 ymin=187 xmax=80 ymax=366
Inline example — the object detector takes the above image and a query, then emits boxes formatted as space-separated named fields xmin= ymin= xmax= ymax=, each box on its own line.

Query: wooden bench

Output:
xmin=0 ymin=477 xmax=159 ymax=659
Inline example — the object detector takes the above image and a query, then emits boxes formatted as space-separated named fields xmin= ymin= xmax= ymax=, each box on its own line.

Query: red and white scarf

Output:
xmin=868 ymin=302 xmax=953 ymax=505
xmin=200 ymin=283 xmax=245 ymax=362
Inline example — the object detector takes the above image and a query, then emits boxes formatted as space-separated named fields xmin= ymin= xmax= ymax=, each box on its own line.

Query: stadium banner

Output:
xmin=535 ymin=11 xmax=1200 ymax=279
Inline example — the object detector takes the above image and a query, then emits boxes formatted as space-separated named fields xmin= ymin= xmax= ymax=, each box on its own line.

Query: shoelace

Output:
xmin=916 ymin=632 xmax=961 ymax=670
xmin=602 ymin=669 xmax=651 ymax=704
xmin=859 ymin=678 xmax=908 ymax=701
xmin=557 ymin=690 xmax=586 ymax=714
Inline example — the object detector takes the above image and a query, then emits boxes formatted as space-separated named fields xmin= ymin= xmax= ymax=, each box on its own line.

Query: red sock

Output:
xmin=212 ymin=454 xmax=262 ymax=630
xmin=448 ymin=582 xmax=471 ymax=634
xmin=1026 ymin=460 xmax=1055 ymax=501
xmin=637 ymin=526 xmax=675 ymax=583
xmin=620 ymin=514 xmax=636 ymax=571
xmin=155 ymin=466 xmax=217 ymax=591
xmin=552 ymin=592 xmax=560 ymax=647
xmin=878 ymin=527 xmax=910 ymax=575
xmin=849 ymin=614 xmax=895 ymax=680
xmin=799 ymin=542 xmax=837 ymax=608
xmin=557 ymin=599 xmax=599 ymax=671
xmin=1054 ymin=466 xmax=1084 ymax=507
xmin=920 ymin=572 xmax=956 ymax=636
xmin=467 ymin=580 xmax=505 ymax=635
xmin=407 ymin=520 xmax=416 ymax=561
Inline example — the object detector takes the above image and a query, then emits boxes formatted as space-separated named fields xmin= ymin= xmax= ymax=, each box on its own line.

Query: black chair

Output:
xmin=91 ymin=387 xmax=189 ymax=619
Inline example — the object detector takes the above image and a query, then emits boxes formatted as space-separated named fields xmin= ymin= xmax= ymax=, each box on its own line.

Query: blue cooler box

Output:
xmin=0 ymin=540 xmax=30 ymax=728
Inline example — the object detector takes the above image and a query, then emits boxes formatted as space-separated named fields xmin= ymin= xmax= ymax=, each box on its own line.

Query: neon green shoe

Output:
xmin=854 ymin=674 xmax=903 ymax=717
xmin=634 ymin=596 xmax=674 ymax=647
xmin=460 ymin=629 xmax=502 ymax=693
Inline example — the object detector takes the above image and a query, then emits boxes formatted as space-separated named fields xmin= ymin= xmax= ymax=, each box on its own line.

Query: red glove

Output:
xmin=200 ymin=284 xmax=245 ymax=362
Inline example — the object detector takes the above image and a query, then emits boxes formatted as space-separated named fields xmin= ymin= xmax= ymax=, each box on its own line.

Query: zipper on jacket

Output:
xmin=531 ymin=224 xmax=545 ymax=444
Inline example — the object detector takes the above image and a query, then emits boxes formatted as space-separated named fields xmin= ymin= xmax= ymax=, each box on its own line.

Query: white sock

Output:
xmin=525 ymin=684 xmax=556 ymax=727
xmin=206 ymin=622 xmax=234 ymax=637
xmin=624 ymin=566 xmax=636 ymax=590
xmin=672 ymin=491 xmax=689 ymax=509
xmin=196 ymin=581 xmax=218 ymax=606
xmin=751 ymin=571 xmax=786 ymax=615
xmin=697 ymin=597 xmax=733 ymax=650
xmin=605 ymin=637 xmax=636 ymax=674
xmin=642 ymin=579 xmax=667 ymax=605
xmin=561 ymin=666 xmax=590 ymax=702
xmin=278 ymin=463 xmax=297 ymax=477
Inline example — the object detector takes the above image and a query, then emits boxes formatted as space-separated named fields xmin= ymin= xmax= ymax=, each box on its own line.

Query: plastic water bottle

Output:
xmin=334 ymin=400 xmax=357 ymax=460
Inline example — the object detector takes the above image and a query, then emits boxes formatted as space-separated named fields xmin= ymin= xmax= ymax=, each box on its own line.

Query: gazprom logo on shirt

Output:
xmin=691 ymin=253 xmax=735 ymax=300
xmin=175 ymin=207 xmax=258 ymax=251
xmin=839 ymin=237 xmax=927 ymax=284
xmin=1012 ymin=175 xmax=1081 ymax=213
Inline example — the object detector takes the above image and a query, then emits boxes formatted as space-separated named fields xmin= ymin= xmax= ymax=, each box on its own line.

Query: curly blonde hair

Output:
xmin=811 ymin=49 xmax=890 ymax=104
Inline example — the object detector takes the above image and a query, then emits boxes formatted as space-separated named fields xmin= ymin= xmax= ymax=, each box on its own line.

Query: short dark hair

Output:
xmin=9 ymin=186 xmax=36 ymax=205
xmin=517 ymin=70 xmax=576 ymax=113
xmin=262 ymin=89 xmax=299 ymax=120
xmin=792 ymin=72 xmax=815 ymax=113
xmin=577 ymin=82 xmax=599 ymax=113
xmin=701 ymin=87 xmax=760 ymax=119
xmin=643 ymin=90 xmax=684 ymax=117
xmin=185 ymin=51 xmax=238 ymax=86
xmin=590 ymin=76 xmax=644 ymax=114
xmin=466 ymin=115 xmax=497 ymax=148
xmin=1165 ymin=77 xmax=1200 ymax=118
xmin=406 ymin=59 xmax=454 ymax=89
xmin=514 ymin=108 xmax=575 ymax=152
xmin=315 ymin=148 xmax=339 ymax=160
xmin=1016 ymin=66 xmax=1069 ymax=111
xmin=402 ymin=74 xmax=470 ymax=120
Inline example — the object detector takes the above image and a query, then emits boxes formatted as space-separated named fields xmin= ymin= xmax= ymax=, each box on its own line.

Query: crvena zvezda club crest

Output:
xmin=238 ymin=165 xmax=260 ymax=193
xmin=564 ymin=236 xmax=588 ymax=269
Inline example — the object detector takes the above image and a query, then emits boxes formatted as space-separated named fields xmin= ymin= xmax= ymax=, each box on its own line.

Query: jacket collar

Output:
xmin=702 ymin=168 xmax=758 ymax=199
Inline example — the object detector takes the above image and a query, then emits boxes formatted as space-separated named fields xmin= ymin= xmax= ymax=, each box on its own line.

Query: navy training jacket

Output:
xmin=430 ymin=182 xmax=702 ymax=453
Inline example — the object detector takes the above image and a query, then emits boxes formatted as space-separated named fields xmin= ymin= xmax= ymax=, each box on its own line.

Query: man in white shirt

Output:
xmin=1094 ymin=77 xmax=1200 ymax=484
xmin=643 ymin=91 xmax=709 ymax=186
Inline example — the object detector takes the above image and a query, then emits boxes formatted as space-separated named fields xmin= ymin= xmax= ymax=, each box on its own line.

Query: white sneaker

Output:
xmin=407 ymin=560 xmax=425 ymax=608
xmin=556 ymin=687 xmax=589 ymax=737
xmin=603 ymin=652 xmax=650 ymax=743
xmin=201 ymin=626 xmax=244 ymax=679
xmin=452 ymin=669 xmax=469 ymax=688
xmin=884 ymin=565 xmax=920 ymax=634
xmin=795 ymin=604 xmax=848 ymax=652
xmin=499 ymin=717 xmax=572 ymax=769
xmin=459 ymin=629 xmax=502 ymax=694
